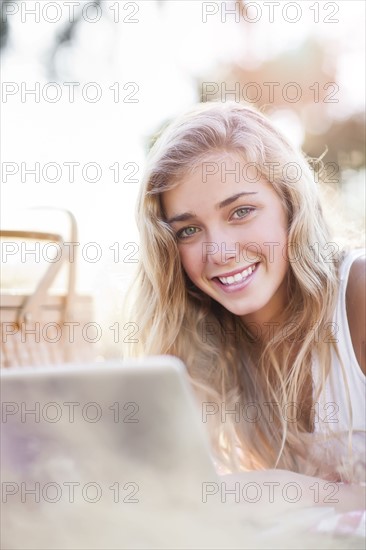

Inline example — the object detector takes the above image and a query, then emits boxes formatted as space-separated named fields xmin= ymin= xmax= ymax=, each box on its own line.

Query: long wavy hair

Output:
xmin=123 ymin=101 xmax=358 ymax=480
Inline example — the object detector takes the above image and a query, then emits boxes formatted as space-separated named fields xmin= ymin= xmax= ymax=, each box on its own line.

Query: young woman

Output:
xmin=123 ymin=101 xmax=365 ymax=484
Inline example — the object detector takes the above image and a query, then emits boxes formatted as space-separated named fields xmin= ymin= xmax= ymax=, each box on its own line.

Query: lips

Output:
xmin=212 ymin=262 xmax=259 ymax=284
xmin=211 ymin=262 xmax=260 ymax=293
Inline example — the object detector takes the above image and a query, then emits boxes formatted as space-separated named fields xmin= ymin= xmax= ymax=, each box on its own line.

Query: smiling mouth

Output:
xmin=213 ymin=263 xmax=259 ymax=286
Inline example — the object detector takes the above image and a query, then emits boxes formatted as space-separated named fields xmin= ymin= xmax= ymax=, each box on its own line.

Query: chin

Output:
xmin=218 ymin=304 xmax=253 ymax=318
xmin=220 ymin=298 xmax=264 ymax=317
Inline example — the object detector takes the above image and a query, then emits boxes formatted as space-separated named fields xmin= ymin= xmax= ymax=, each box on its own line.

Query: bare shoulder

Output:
xmin=345 ymin=254 xmax=366 ymax=375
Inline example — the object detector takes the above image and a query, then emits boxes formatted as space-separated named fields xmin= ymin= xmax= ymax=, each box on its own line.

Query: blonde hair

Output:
xmin=123 ymin=101 xmax=360 ymax=480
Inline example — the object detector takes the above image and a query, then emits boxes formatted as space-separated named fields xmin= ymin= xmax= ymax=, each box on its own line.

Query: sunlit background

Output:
xmin=1 ymin=0 xmax=365 ymax=359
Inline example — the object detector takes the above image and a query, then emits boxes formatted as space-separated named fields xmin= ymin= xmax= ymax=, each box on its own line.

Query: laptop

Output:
xmin=0 ymin=356 xmax=247 ymax=549
xmin=1 ymin=356 xmax=362 ymax=549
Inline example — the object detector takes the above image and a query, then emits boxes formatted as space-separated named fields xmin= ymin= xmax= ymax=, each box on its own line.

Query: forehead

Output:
xmin=161 ymin=152 xmax=270 ymax=213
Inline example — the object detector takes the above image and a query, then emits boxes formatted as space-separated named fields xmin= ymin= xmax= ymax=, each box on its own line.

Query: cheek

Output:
xmin=272 ymin=230 xmax=288 ymax=268
xmin=274 ymin=233 xmax=289 ymax=280
xmin=257 ymin=208 xmax=288 ymax=268
xmin=246 ymin=218 xmax=288 ymax=261
xmin=266 ymin=206 xmax=288 ymax=252
xmin=178 ymin=246 xmax=201 ymax=279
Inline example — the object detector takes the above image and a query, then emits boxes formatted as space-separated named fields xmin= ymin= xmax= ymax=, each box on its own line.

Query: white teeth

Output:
xmin=218 ymin=264 xmax=257 ymax=285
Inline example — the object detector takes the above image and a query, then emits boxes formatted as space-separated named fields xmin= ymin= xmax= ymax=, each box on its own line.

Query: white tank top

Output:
xmin=312 ymin=248 xmax=366 ymax=435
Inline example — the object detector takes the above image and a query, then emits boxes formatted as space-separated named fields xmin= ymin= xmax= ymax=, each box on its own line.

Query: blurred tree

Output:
xmin=0 ymin=0 xmax=167 ymax=70
xmin=199 ymin=37 xmax=365 ymax=172
xmin=0 ymin=0 xmax=15 ymax=50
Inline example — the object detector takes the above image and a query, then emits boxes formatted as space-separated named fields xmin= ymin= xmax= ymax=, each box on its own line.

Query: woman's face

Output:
xmin=162 ymin=153 xmax=290 ymax=329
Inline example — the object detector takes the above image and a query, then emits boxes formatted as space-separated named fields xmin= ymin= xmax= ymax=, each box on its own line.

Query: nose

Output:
xmin=202 ymin=230 xmax=239 ymax=265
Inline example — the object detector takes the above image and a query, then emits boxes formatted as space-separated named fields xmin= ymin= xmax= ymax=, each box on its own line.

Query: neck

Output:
xmin=241 ymin=276 xmax=291 ymax=344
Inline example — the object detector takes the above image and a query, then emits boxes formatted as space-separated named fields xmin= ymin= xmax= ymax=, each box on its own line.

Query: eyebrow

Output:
xmin=166 ymin=192 xmax=258 ymax=224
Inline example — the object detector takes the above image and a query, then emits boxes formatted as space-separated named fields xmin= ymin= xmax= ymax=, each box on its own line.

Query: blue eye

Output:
xmin=176 ymin=226 xmax=199 ymax=239
xmin=233 ymin=207 xmax=254 ymax=219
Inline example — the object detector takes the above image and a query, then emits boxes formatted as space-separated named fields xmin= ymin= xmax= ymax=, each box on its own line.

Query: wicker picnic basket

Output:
xmin=0 ymin=210 xmax=97 ymax=368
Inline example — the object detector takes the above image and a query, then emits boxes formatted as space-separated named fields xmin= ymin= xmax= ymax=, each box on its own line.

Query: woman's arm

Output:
xmin=346 ymin=255 xmax=366 ymax=375
xmin=219 ymin=469 xmax=365 ymax=516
